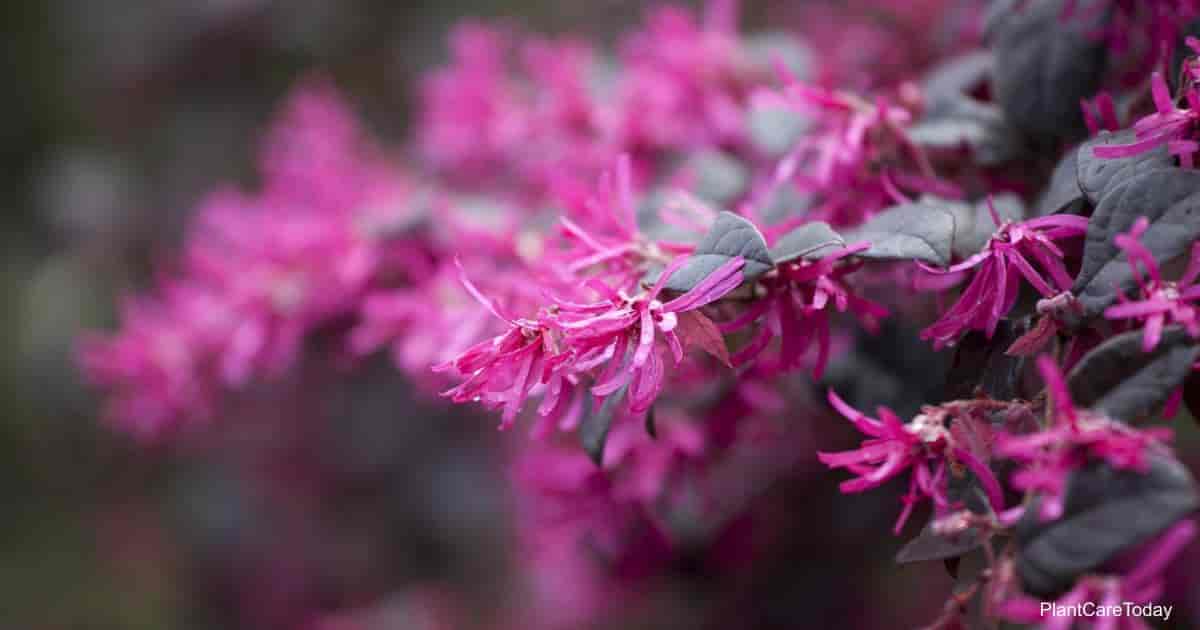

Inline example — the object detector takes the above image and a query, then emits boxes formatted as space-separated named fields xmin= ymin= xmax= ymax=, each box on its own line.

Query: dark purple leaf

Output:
xmin=945 ymin=321 xmax=1029 ymax=401
xmin=1066 ymin=327 xmax=1200 ymax=422
xmin=909 ymin=99 xmax=1024 ymax=166
xmin=896 ymin=473 xmax=993 ymax=564
xmin=944 ymin=557 xmax=961 ymax=579
xmin=921 ymin=52 xmax=993 ymax=117
xmin=1016 ymin=456 xmax=1199 ymax=597
xmin=913 ymin=52 xmax=1025 ymax=165
xmin=896 ymin=519 xmax=983 ymax=564
xmin=986 ymin=0 xmax=1110 ymax=142
xmin=1185 ymin=371 xmax=1200 ymax=425
xmin=844 ymin=201 xmax=958 ymax=265
xmin=1072 ymin=169 xmax=1200 ymax=318
xmin=769 ymin=221 xmax=845 ymax=264
xmin=950 ymin=194 xmax=1025 ymax=259
xmin=1035 ymin=148 xmax=1085 ymax=216
xmin=1075 ymin=129 xmax=1174 ymax=206
xmin=665 ymin=211 xmax=773 ymax=292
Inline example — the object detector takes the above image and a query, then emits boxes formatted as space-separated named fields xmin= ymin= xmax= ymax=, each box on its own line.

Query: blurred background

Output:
xmin=3 ymin=1 xmax=1197 ymax=629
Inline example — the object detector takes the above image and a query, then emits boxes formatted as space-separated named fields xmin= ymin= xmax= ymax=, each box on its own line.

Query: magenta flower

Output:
xmin=556 ymin=255 xmax=746 ymax=414
xmin=995 ymin=357 xmax=1174 ymax=521
xmin=818 ymin=390 xmax=1004 ymax=534
xmin=432 ymin=260 xmax=569 ymax=429
xmin=722 ymin=241 xmax=887 ymax=379
xmin=1104 ymin=217 xmax=1200 ymax=351
xmin=920 ymin=207 xmax=1089 ymax=350
xmin=1093 ymin=72 xmax=1200 ymax=167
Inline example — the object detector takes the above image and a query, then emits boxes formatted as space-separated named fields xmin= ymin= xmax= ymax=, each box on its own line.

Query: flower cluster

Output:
xmin=80 ymin=81 xmax=417 ymax=439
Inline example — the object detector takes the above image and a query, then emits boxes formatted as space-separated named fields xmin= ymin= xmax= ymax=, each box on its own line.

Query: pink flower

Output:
xmin=721 ymin=240 xmax=887 ymax=379
xmin=994 ymin=357 xmax=1174 ymax=521
xmin=920 ymin=207 xmax=1089 ymax=350
xmin=1093 ymin=73 xmax=1200 ymax=167
xmin=818 ymin=390 xmax=1005 ymax=534
xmin=79 ymin=80 xmax=416 ymax=438
xmin=1104 ymin=216 xmax=1200 ymax=351
xmin=556 ymin=254 xmax=746 ymax=414
xmin=432 ymin=259 xmax=568 ymax=429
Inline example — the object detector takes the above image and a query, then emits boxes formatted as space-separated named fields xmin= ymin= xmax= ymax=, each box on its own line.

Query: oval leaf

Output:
xmin=1035 ymin=148 xmax=1085 ymax=217
xmin=950 ymin=194 xmax=1025 ymax=260
xmin=1016 ymin=456 xmax=1199 ymax=597
xmin=769 ymin=221 xmax=845 ymax=264
xmin=1066 ymin=327 xmax=1200 ymax=421
xmin=1075 ymin=128 xmax=1174 ymax=206
xmin=665 ymin=212 xmax=773 ymax=292
xmin=909 ymin=99 xmax=1025 ymax=166
xmin=844 ymin=202 xmax=958 ymax=265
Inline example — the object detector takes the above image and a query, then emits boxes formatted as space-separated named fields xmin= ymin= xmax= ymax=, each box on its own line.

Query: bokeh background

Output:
xmin=4 ymin=1 xmax=1199 ymax=629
